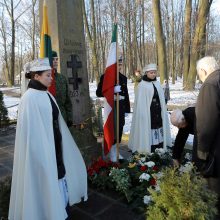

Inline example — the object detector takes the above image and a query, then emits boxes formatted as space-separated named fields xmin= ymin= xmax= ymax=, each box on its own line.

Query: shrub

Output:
xmin=109 ymin=167 xmax=132 ymax=201
xmin=147 ymin=164 xmax=218 ymax=220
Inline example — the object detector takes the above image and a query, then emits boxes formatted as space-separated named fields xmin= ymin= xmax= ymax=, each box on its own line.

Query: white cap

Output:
xmin=24 ymin=58 xmax=51 ymax=73
xmin=143 ymin=63 xmax=157 ymax=73
xmin=170 ymin=109 xmax=184 ymax=126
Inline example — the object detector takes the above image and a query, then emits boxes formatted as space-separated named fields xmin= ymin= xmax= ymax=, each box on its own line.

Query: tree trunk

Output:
xmin=0 ymin=13 xmax=10 ymax=85
xmin=82 ymin=0 xmax=99 ymax=83
xmin=126 ymin=0 xmax=132 ymax=77
xmin=171 ymin=0 xmax=175 ymax=84
xmin=10 ymin=0 xmax=15 ymax=86
xmin=152 ymin=0 xmax=168 ymax=83
xmin=141 ymin=0 xmax=145 ymax=67
xmin=183 ymin=0 xmax=192 ymax=88
xmin=132 ymin=1 xmax=138 ymax=72
xmin=200 ymin=18 xmax=207 ymax=58
xmin=164 ymin=0 xmax=170 ymax=77
xmin=186 ymin=0 xmax=213 ymax=90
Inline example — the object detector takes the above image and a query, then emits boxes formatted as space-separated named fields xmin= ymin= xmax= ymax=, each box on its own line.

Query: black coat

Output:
xmin=172 ymin=107 xmax=195 ymax=160
xmin=196 ymin=70 xmax=220 ymax=179
xmin=96 ymin=72 xmax=130 ymax=142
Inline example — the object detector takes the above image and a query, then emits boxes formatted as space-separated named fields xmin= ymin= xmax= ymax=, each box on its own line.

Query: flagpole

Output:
xmin=114 ymin=0 xmax=120 ymax=162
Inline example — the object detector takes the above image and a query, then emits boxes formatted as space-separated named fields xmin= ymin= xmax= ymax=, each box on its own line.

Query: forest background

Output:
xmin=0 ymin=0 xmax=220 ymax=91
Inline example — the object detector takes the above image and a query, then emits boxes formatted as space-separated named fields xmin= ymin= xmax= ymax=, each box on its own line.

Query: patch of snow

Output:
xmin=90 ymin=77 xmax=196 ymax=146
xmin=2 ymin=78 xmax=196 ymax=145
xmin=3 ymin=95 xmax=20 ymax=120
xmin=0 ymin=86 xmax=20 ymax=94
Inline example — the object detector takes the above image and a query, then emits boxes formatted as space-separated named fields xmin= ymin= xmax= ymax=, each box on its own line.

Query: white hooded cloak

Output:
xmin=9 ymin=88 xmax=87 ymax=220
xmin=128 ymin=80 xmax=172 ymax=154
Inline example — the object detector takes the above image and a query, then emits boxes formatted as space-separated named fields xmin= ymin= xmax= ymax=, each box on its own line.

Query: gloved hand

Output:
xmin=114 ymin=85 xmax=121 ymax=93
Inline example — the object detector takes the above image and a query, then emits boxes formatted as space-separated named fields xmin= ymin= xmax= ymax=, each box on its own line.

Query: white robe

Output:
xmin=9 ymin=88 xmax=88 ymax=220
xmin=128 ymin=80 xmax=172 ymax=154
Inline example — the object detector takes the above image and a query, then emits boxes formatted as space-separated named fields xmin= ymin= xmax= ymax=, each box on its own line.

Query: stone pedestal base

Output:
xmin=70 ymin=125 xmax=102 ymax=165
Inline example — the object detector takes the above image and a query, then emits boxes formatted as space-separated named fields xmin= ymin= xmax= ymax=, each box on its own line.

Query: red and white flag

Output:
xmin=102 ymin=24 xmax=117 ymax=155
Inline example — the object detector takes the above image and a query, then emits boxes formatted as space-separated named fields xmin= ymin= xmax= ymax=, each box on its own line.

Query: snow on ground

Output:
xmin=91 ymin=78 xmax=197 ymax=146
xmin=168 ymin=78 xmax=199 ymax=107
xmin=3 ymin=95 xmax=20 ymax=120
xmin=2 ymin=78 xmax=198 ymax=145
xmin=0 ymin=86 xmax=20 ymax=94
xmin=0 ymin=87 xmax=20 ymax=120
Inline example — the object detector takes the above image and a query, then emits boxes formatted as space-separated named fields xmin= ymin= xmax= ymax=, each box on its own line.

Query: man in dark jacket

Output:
xmin=96 ymin=58 xmax=130 ymax=161
xmin=170 ymin=107 xmax=195 ymax=167
xmin=196 ymin=56 xmax=220 ymax=215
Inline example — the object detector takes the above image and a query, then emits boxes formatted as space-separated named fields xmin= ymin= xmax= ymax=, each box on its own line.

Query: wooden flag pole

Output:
xmin=116 ymin=26 xmax=119 ymax=162
xmin=114 ymin=0 xmax=119 ymax=162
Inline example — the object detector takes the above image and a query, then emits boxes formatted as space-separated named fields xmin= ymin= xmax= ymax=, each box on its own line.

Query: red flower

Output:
xmin=140 ymin=166 xmax=147 ymax=171
xmin=152 ymin=166 xmax=159 ymax=171
xmin=93 ymin=164 xmax=100 ymax=173
xmin=87 ymin=168 xmax=95 ymax=176
xmin=88 ymin=157 xmax=120 ymax=176
xmin=97 ymin=157 xmax=107 ymax=167
xmin=150 ymin=178 xmax=157 ymax=186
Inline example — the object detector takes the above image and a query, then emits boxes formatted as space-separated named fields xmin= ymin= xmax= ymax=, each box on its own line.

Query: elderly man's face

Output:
xmin=197 ymin=68 xmax=207 ymax=82
xmin=176 ymin=118 xmax=187 ymax=128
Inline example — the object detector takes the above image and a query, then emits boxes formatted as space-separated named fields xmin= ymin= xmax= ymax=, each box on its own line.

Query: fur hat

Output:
xmin=28 ymin=58 xmax=51 ymax=72
xmin=170 ymin=109 xmax=184 ymax=126
xmin=143 ymin=63 xmax=157 ymax=73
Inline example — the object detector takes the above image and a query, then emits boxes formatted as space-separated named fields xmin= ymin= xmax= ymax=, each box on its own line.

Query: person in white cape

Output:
xmin=9 ymin=58 xmax=87 ymax=220
xmin=128 ymin=63 xmax=172 ymax=154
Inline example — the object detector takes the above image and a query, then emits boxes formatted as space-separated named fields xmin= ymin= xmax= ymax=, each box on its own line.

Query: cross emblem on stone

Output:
xmin=67 ymin=54 xmax=82 ymax=90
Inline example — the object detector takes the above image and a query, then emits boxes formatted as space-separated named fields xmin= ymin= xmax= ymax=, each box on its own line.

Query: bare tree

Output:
xmin=0 ymin=0 xmax=30 ymax=86
xmin=183 ymin=0 xmax=192 ymax=88
xmin=82 ymin=0 xmax=99 ymax=83
xmin=170 ymin=0 xmax=175 ymax=84
xmin=152 ymin=0 xmax=168 ymax=83
xmin=31 ymin=0 xmax=37 ymax=59
xmin=186 ymin=0 xmax=213 ymax=90
xmin=0 ymin=9 xmax=10 ymax=83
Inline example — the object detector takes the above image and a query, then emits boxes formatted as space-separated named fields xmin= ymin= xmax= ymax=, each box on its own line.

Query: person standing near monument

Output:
xmin=52 ymin=51 xmax=73 ymax=126
xmin=9 ymin=58 xmax=87 ymax=220
xmin=96 ymin=57 xmax=130 ymax=162
xmin=128 ymin=63 xmax=171 ymax=154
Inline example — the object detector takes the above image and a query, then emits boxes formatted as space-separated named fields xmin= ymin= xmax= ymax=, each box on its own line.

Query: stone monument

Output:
xmin=40 ymin=0 xmax=100 ymax=163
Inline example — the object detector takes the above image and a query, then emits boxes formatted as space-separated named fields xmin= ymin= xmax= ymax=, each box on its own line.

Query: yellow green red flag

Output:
xmin=40 ymin=0 xmax=52 ymax=65
xmin=39 ymin=0 xmax=56 ymax=95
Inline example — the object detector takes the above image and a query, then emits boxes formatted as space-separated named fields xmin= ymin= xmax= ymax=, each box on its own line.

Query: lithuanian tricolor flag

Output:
xmin=40 ymin=0 xmax=56 ymax=96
